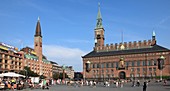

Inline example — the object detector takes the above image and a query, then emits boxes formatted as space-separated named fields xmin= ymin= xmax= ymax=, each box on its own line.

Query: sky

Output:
xmin=0 ymin=0 xmax=170 ymax=72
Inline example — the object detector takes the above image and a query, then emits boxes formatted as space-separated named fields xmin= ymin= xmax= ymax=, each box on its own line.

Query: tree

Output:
xmin=40 ymin=74 xmax=46 ymax=79
xmin=59 ymin=73 xmax=69 ymax=79
xmin=53 ymin=72 xmax=60 ymax=80
xmin=19 ymin=66 xmax=39 ymax=78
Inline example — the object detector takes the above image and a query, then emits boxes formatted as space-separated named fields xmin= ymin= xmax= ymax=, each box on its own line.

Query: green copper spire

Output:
xmin=95 ymin=3 xmax=103 ymax=29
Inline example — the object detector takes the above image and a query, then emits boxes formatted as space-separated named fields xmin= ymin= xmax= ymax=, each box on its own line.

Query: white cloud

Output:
xmin=43 ymin=45 xmax=88 ymax=72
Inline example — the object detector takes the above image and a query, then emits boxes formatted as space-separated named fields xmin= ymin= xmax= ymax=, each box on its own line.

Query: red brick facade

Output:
xmin=82 ymin=5 xmax=170 ymax=81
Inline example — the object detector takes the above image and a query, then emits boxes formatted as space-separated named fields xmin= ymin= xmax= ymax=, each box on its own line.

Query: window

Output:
xmin=101 ymin=63 xmax=105 ymax=68
xmin=137 ymin=68 xmax=140 ymax=72
xmin=96 ymin=70 xmax=98 ymax=73
xmin=92 ymin=64 xmax=95 ymax=68
xmin=143 ymin=68 xmax=146 ymax=72
xmin=106 ymin=63 xmax=109 ymax=68
xmin=137 ymin=61 xmax=140 ymax=66
xmin=106 ymin=74 xmax=110 ymax=78
xmin=153 ymin=72 xmax=157 ymax=77
xmin=10 ymin=56 xmax=12 ymax=60
xmin=136 ymin=73 xmax=140 ymax=77
xmin=5 ymin=65 xmax=8 ymax=68
xmin=153 ymin=60 xmax=157 ymax=66
xmin=111 ymin=74 xmax=114 ymax=77
xmin=97 ymin=63 xmax=100 ymax=68
xmin=101 ymin=74 xmax=104 ymax=78
xmin=130 ymin=73 xmax=134 ymax=77
xmin=96 ymin=75 xmax=98 ymax=78
xmin=5 ymin=60 xmax=8 ymax=63
xmin=132 ymin=61 xmax=135 ymax=66
xmin=148 ymin=60 xmax=152 ymax=66
xmin=5 ymin=55 xmax=8 ymax=59
xmin=106 ymin=69 xmax=109 ymax=73
xmin=102 ymin=70 xmax=104 ymax=73
xmin=97 ymin=35 xmax=101 ymax=39
xmin=149 ymin=68 xmax=152 ymax=71
xmin=143 ymin=61 xmax=146 ymax=66
xmin=111 ymin=62 xmax=114 ymax=68
xmin=131 ymin=68 xmax=134 ymax=72
xmin=111 ymin=69 xmax=114 ymax=72
xmin=153 ymin=67 xmax=156 ymax=71
xmin=0 ymin=59 xmax=2 ymax=63
xmin=116 ymin=62 xmax=119 ymax=67
xmin=125 ymin=61 xmax=129 ymax=66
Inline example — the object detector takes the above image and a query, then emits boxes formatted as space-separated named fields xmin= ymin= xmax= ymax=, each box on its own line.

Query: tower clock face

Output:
xmin=96 ymin=31 xmax=101 ymax=34
xmin=35 ymin=38 xmax=38 ymax=42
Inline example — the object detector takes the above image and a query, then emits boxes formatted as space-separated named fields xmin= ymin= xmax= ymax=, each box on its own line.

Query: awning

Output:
xmin=0 ymin=46 xmax=8 ymax=51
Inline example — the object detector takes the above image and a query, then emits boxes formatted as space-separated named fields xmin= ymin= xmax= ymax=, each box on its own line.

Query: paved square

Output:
xmin=22 ymin=81 xmax=170 ymax=91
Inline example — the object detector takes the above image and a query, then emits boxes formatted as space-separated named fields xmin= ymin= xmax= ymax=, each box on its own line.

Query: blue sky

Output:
xmin=0 ymin=0 xmax=170 ymax=72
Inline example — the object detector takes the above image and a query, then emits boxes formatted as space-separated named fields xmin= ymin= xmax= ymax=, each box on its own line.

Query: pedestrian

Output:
xmin=143 ymin=82 xmax=147 ymax=91
xmin=116 ymin=81 xmax=118 ymax=88
xmin=136 ymin=80 xmax=140 ymax=87
xmin=164 ymin=80 xmax=167 ymax=85
xmin=120 ymin=80 xmax=123 ymax=88
xmin=93 ymin=81 xmax=96 ymax=88
xmin=131 ymin=80 xmax=135 ymax=87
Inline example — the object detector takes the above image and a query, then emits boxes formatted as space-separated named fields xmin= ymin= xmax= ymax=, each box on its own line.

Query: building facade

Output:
xmin=50 ymin=61 xmax=62 ymax=74
xmin=0 ymin=18 xmax=53 ymax=78
xmin=64 ymin=66 xmax=74 ymax=79
xmin=0 ymin=42 xmax=24 ymax=73
xmin=82 ymin=5 xmax=170 ymax=81
xmin=50 ymin=61 xmax=75 ymax=79
xmin=21 ymin=18 xmax=52 ymax=77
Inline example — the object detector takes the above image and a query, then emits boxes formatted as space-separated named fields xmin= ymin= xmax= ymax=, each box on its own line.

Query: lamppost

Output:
xmin=85 ymin=61 xmax=91 ymax=81
xmin=83 ymin=64 xmax=85 ymax=82
xmin=145 ymin=53 xmax=148 ymax=80
xmin=62 ymin=65 xmax=66 ymax=84
xmin=24 ymin=69 xmax=27 ymax=79
xmin=157 ymin=55 xmax=165 ymax=81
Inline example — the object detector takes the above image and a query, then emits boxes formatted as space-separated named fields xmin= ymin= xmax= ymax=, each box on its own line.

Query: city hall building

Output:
xmin=82 ymin=5 xmax=170 ymax=81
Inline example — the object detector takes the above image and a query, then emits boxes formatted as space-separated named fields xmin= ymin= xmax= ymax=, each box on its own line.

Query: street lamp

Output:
xmin=157 ymin=55 xmax=165 ymax=81
xmin=62 ymin=65 xmax=66 ymax=84
xmin=144 ymin=53 xmax=148 ymax=80
xmin=24 ymin=69 xmax=27 ymax=79
xmin=85 ymin=61 xmax=91 ymax=72
xmin=85 ymin=61 xmax=91 ymax=81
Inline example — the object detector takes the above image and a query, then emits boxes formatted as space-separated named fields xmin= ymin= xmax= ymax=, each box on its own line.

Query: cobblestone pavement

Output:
xmin=10 ymin=81 xmax=170 ymax=91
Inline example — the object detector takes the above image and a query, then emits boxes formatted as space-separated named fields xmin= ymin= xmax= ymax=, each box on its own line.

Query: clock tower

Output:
xmin=34 ymin=17 xmax=42 ymax=62
xmin=94 ymin=3 xmax=105 ymax=47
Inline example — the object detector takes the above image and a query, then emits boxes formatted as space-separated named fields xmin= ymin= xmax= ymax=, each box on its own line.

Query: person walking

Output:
xmin=116 ymin=81 xmax=118 ymax=88
xmin=131 ymin=80 xmax=135 ymax=87
xmin=143 ymin=81 xmax=147 ymax=91
xmin=136 ymin=80 xmax=140 ymax=87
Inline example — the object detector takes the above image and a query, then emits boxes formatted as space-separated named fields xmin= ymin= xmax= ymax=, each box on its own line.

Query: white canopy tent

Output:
xmin=0 ymin=72 xmax=25 ymax=77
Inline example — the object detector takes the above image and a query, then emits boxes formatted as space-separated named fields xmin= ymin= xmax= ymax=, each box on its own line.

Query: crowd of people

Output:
xmin=0 ymin=77 xmax=168 ymax=91
xmin=0 ymin=77 xmax=54 ymax=90
xmin=0 ymin=77 xmax=25 ymax=90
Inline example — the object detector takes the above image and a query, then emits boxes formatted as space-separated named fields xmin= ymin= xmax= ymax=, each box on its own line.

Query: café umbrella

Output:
xmin=0 ymin=72 xmax=25 ymax=77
